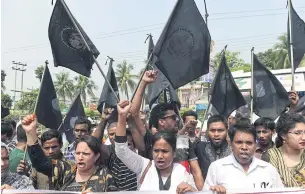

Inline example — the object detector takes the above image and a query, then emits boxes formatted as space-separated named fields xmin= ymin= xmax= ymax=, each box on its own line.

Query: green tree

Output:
xmin=1 ymin=70 xmax=6 ymax=93
xmin=35 ymin=65 xmax=45 ymax=82
xmin=273 ymin=33 xmax=290 ymax=69
xmin=115 ymin=60 xmax=137 ymax=100
xmin=256 ymin=49 xmax=277 ymax=69
xmin=74 ymin=75 xmax=97 ymax=106
xmin=1 ymin=93 xmax=13 ymax=108
xmin=15 ymin=89 xmax=39 ymax=113
xmin=54 ymin=72 xmax=74 ymax=104
xmin=214 ymin=50 xmax=251 ymax=72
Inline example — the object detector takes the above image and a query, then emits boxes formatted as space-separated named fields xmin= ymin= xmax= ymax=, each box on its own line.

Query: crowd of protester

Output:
xmin=1 ymin=70 xmax=305 ymax=193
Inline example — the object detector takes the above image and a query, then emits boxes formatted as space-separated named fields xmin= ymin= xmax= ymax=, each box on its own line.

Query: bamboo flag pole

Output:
xmin=288 ymin=0 xmax=295 ymax=90
xmin=60 ymin=0 xmax=119 ymax=102
xmin=250 ymin=47 xmax=255 ymax=122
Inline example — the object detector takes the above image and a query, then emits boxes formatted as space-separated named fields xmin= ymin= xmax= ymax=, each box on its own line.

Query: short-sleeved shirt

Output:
xmin=203 ymin=154 xmax=284 ymax=191
xmin=9 ymin=147 xmax=31 ymax=173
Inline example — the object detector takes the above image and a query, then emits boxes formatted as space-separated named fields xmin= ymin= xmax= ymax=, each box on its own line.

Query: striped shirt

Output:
xmin=107 ymin=145 xmax=137 ymax=191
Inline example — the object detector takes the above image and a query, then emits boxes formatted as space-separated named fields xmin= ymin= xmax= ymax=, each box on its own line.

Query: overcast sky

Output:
xmin=1 ymin=0 xmax=305 ymax=103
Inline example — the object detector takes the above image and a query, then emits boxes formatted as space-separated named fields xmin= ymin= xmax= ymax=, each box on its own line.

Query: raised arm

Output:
xmin=130 ymin=70 xmax=157 ymax=120
xmin=91 ymin=108 xmax=114 ymax=140
xmin=115 ymin=101 xmax=149 ymax=176
xmin=21 ymin=115 xmax=52 ymax=176
xmin=127 ymin=116 xmax=146 ymax=152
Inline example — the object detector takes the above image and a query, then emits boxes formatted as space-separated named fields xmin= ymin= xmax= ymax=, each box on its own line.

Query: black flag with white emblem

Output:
xmin=62 ymin=93 xmax=85 ymax=143
xmin=35 ymin=65 xmax=63 ymax=129
xmin=48 ymin=0 xmax=100 ymax=77
xmin=153 ymin=0 xmax=211 ymax=89
xmin=253 ymin=54 xmax=290 ymax=119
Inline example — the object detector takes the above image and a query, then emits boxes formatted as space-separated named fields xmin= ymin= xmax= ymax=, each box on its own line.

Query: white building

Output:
xmin=178 ymin=67 xmax=305 ymax=111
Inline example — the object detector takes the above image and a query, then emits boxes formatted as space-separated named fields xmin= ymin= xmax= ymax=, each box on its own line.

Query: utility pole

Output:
xmin=12 ymin=61 xmax=27 ymax=108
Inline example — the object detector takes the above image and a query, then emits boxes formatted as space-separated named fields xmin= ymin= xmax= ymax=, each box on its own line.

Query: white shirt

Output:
xmin=203 ymin=154 xmax=284 ymax=191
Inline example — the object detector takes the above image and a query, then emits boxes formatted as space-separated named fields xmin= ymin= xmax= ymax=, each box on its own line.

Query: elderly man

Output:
xmin=1 ymin=144 xmax=34 ymax=190
xmin=203 ymin=125 xmax=283 ymax=193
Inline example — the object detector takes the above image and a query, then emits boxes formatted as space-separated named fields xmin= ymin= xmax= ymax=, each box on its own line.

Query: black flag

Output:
xmin=296 ymin=95 xmax=305 ymax=113
xmin=288 ymin=2 xmax=305 ymax=71
xmin=253 ymin=54 xmax=290 ymax=120
xmin=153 ymin=0 xmax=211 ymax=89
xmin=148 ymin=66 xmax=179 ymax=108
xmin=35 ymin=65 xmax=62 ymax=129
xmin=210 ymin=54 xmax=246 ymax=118
xmin=48 ymin=0 xmax=100 ymax=77
xmin=146 ymin=35 xmax=179 ymax=107
xmin=97 ymin=59 xmax=119 ymax=114
xmin=63 ymin=93 xmax=85 ymax=143
xmin=1 ymin=106 xmax=10 ymax=119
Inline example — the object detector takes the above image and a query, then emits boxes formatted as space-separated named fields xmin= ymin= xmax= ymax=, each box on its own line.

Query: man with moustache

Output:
xmin=253 ymin=117 xmax=275 ymax=159
xmin=203 ymin=125 xmax=283 ymax=193
xmin=17 ymin=129 xmax=72 ymax=189
xmin=195 ymin=115 xmax=232 ymax=179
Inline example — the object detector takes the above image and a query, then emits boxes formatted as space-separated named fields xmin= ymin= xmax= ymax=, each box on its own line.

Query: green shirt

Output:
xmin=9 ymin=148 xmax=31 ymax=173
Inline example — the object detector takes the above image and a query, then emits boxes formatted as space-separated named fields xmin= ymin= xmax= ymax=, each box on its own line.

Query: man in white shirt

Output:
xmin=203 ymin=125 xmax=284 ymax=193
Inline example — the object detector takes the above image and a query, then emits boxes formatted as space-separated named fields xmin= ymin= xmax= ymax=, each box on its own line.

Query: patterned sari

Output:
xmin=266 ymin=148 xmax=305 ymax=187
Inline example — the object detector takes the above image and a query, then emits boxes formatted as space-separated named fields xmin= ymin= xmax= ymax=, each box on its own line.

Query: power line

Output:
xmin=2 ymin=7 xmax=304 ymax=54
xmin=210 ymin=7 xmax=305 ymax=15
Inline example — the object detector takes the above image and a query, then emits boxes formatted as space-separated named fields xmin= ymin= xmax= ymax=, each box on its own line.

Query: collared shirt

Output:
xmin=1 ymin=171 xmax=34 ymax=190
xmin=64 ymin=141 xmax=76 ymax=162
xmin=203 ymin=154 xmax=284 ymax=191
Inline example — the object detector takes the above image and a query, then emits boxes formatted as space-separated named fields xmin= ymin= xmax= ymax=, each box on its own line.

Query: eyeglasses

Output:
xmin=162 ymin=114 xmax=178 ymax=121
xmin=288 ymin=130 xmax=305 ymax=136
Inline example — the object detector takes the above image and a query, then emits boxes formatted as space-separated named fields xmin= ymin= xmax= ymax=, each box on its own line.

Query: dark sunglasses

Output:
xmin=162 ymin=114 xmax=178 ymax=121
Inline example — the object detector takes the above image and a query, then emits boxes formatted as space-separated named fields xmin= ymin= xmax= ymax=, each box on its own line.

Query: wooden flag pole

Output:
xmin=60 ymin=0 xmax=119 ymax=102
xmin=250 ymin=47 xmax=255 ymax=122
xmin=131 ymin=52 xmax=153 ymax=101
xmin=288 ymin=0 xmax=295 ymax=90
xmin=22 ymin=144 xmax=28 ymax=168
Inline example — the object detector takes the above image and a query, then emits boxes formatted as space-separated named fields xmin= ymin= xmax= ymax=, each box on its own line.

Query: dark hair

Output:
xmin=235 ymin=117 xmax=252 ymax=129
xmin=229 ymin=125 xmax=257 ymax=142
xmin=275 ymin=113 xmax=305 ymax=148
xmin=152 ymin=131 xmax=177 ymax=151
xmin=76 ymin=135 xmax=101 ymax=155
xmin=207 ymin=115 xmax=228 ymax=129
xmin=254 ymin=117 xmax=275 ymax=131
xmin=41 ymin=130 xmax=63 ymax=147
xmin=10 ymin=120 xmax=17 ymax=130
xmin=1 ymin=120 xmax=13 ymax=137
xmin=16 ymin=125 xmax=27 ymax=143
xmin=74 ymin=117 xmax=92 ymax=132
xmin=149 ymin=103 xmax=176 ymax=129
xmin=182 ymin=110 xmax=198 ymax=122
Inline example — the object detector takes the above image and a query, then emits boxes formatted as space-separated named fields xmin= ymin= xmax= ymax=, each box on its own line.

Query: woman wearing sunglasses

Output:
xmin=115 ymin=100 xmax=197 ymax=193
xmin=263 ymin=113 xmax=305 ymax=187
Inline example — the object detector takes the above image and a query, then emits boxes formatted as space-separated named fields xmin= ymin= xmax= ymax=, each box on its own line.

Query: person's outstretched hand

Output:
xmin=21 ymin=114 xmax=37 ymax=134
xmin=117 ymin=100 xmax=131 ymax=118
xmin=142 ymin=70 xmax=158 ymax=84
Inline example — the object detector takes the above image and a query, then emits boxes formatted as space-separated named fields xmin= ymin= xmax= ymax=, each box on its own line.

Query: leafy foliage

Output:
xmin=1 ymin=93 xmax=13 ymax=108
xmin=15 ymin=89 xmax=39 ymax=113
xmin=115 ymin=60 xmax=137 ymax=100
xmin=35 ymin=65 xmax=45 ymax=82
